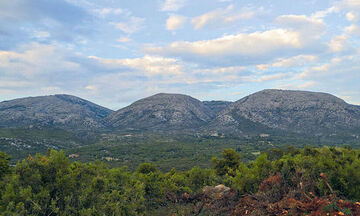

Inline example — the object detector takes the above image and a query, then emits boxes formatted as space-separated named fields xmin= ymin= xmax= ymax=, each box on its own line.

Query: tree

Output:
xmin=0 ymin=151 xmax=11 ymax=180
xmin=212 ymin=149 xmax=242 ymax=176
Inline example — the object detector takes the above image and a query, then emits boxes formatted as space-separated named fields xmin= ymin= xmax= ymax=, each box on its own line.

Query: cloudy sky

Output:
xmin=0 ymin=0 xmax=359 ymax=109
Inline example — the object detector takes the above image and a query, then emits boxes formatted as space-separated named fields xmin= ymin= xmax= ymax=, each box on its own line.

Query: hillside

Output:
xmin=2 ymin=90 xmax=360 ymax=137
xmin=106 ymin=93 xmax=215 ymax=132
xmin=209 ymin=89 xmax=360 ymax=136
xmin=202 ymin=100 xmax=232 ymax=114
xmin=0 ymin=94 xmax=113 ymax=130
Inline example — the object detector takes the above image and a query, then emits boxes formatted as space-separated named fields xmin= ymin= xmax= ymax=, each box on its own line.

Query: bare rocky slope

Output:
xmin=0 ymin=94 xmax=113 ymax=130
xmin=106 ymin=93 xmax=216 ymax=131
xmin=208 ymin=89 xmax=360 ymax=136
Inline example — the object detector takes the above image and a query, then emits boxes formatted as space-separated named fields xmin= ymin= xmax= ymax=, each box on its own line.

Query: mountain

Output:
xmin=1 ymin=90 xmax=360 ymax=137
xmin=106 ymin=93 xmax=215 ymax=131
xmin=209 ymin=89 xmax=360 ymax=136
xmin=2 ymin=90 xmax=360 ymax=166
xmin=202 ymin=101 xmax=232 ymax=114
xmin=0 ymin=94 xmax=113 ymax=130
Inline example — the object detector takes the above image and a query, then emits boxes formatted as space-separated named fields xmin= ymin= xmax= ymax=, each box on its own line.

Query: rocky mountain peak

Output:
xmin=106 ymin=93 xmax=215 ymax=131
xmin=0 ymin=95 xmax=112 ymax=130
xmin=211 ymin=89 xmax=360 ymax=135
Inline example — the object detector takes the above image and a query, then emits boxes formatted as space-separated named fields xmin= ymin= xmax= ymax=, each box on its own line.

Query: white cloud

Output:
xmin=194 ymin=66 xmax=247 ymax=75
xmin=146 ymin=13 xmax=328 ymax=67
xmin=335 ymin=0 xmax=360 ymax=11
xmin=311 ymin=7 xmax=338 ymax=19
xmin=161 ymin=0 xmax=187 ymax=12
xmin=294 ymin=55 xmax=360 ymax=105
xmin=191 ymin=5 xmax=256 ymax=30
xmin=276 ymin=15 xmax=325 ymax=39
xmin=85 ymin=85 xmax=97 ymax=90
xmin=312 ymin=0 xmax=360 ymax=22
xmin=277 ymin=81 xmax=317 ymax=90
xmin=242 ymin=73 xmax=291 ymax=83
xmin=166 ymin=14 xmax=187 ymax=31
xmin=310 ymin=0 xmax=360 ymax=20
xmin=87 ymin=55 xmax=254 ymax=92
xmin=0 ymin=80 xmax=34 ymax=88
xmin=257 ymin=55 xmax=318 ymax=70
xmin=346 ymin=12 xmax=358 ymax=22
xmin=0 ymin=43 xmax=92 ymax=100
xmin=32 ymin=31 xmax=51 ymax=39
xmin=345 ymin=24 xmax=360 ymax=36
xmin=89 ymin=55 xmax=184 ymax=76
xmin=146 ymin=29 xmax=309 ymax=66
xmin=298 ymin=55 xmax=359 ymax=79
xmin=0 ymin=43 xmax=80 ymax=78
xmin=112 ymin=16 xmax=145 ymax=34
xmin=117 ymin=37 xmax=131 ymax=43
xmin=328 ymin=34 xmax=349 ymax=52
xmin=97 ymin=8 xmax=124 ymax=15
xmin=40 ymin=86 xmax=61 ymax=92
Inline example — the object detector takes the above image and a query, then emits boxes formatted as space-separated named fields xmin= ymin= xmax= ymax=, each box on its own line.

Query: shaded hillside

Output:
xmin=202 ymin=100 xmax=232 ymax=114
xmin=0 ymin=94 xmax=113 ymax=130
xmin=106 ymin=93 xmax=215 ymax=131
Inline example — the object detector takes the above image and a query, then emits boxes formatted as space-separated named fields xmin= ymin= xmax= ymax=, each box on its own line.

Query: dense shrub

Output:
xmin=1 ymin=146 xmax=360 ymax=215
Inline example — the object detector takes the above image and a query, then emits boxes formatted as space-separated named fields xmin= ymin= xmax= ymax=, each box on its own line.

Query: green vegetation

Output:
xmin=67 ymin=132 xmax=360 ymax=171
xmin=0 ymin=128 xmax=96 ymax=162
xmin=1 ymin=146 xmax=360 ymax=215
xmin=1 ymin=127 xmax=360 ymax=172
xmin=0 ymin=151 xmax=11 ymax=180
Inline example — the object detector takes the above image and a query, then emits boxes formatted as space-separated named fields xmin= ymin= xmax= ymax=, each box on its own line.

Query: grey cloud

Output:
xmin=0 ymin=0 xmax=93 ymax=48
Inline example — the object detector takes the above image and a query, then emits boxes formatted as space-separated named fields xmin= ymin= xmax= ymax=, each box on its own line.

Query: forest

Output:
xmin=1 ymin=146 xmax=360 ymax=215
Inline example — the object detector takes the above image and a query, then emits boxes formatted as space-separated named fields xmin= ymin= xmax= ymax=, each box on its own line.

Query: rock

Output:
xmin=202 ymin=184 xmax=231 ymax=199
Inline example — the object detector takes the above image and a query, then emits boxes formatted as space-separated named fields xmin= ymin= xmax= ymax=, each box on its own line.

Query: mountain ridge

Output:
xmin=208 ymin=89 xmax=360 ymax=136
xmin=1 ymin=90 xmax=360 ymax=137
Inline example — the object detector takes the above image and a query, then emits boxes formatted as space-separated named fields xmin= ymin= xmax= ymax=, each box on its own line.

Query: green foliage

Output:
xmin=136 ymin=163 xmax=158 ymax=174
xmin=212 ymin=149 xmax=241 ymax=176
xmin=1 ymin=146 xmax=360 ymax=215
xmin=3 ymin=128 xmax=359 ymax=172
xmin=0 ymin=150 xmax=145 ymax=215
xmin=343 ymin=208 xmax=353 ymax=216
xmin=0 ymin=151 xmax=11 ymax=179
xmin=323 ymin=202 xmax=340 ymax=212
xmin=136 ymin=166 xmax=165 ymax=209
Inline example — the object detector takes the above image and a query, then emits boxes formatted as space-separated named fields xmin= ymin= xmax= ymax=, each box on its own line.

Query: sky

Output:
xmin=0 ymin=0 xmax=359 ymax=109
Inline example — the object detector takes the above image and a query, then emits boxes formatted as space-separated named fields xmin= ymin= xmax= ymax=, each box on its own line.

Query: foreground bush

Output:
xmin=0 ymin=146 xmax=360 ymax=215
xmin=0 ymin=150 xmax=146 ymax=215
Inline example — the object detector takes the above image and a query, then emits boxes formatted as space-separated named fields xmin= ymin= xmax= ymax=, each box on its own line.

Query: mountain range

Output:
xmin=1 ymin=89 xmax=360 ymax=137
